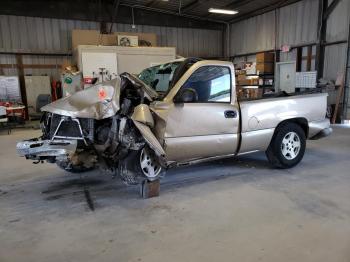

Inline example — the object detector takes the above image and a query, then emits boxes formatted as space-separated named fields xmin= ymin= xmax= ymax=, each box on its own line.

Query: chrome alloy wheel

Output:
xmin=281 ymin=131 xmax=301 ymax=160
xmin=139 ymin=147 xmax=162 ymax=180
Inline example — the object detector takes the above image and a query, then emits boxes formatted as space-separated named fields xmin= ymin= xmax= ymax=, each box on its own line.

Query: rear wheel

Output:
xmin=266 ymin=122 xmax=306 ymax=168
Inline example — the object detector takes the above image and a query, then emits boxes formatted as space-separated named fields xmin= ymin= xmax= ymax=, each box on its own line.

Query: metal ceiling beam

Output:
xmin=109 ymin=0 xmax=121 ymax=33
xmin=119 ymin=3 xmax=226 ymax=25
xmin=180 ymin=0 xmax=201 ymax=13
xmin=0 ymin=0 xmax=225 ymax=29
xmin=323 ymin=0 xmax=341 ymax=21
xmin=146 ymin=0 xmax=158 ymax=7
xmin=229 ymin=0 xmax=301 ymax=23
xmin=224 ymin=0 xmax=256 ymax=9
xmin=205 ymin=0 xmax=255 ymax=18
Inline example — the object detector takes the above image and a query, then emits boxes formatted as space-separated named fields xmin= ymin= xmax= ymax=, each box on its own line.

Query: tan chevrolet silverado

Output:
xmin=17 ymin=58 xmax=332 ymax=185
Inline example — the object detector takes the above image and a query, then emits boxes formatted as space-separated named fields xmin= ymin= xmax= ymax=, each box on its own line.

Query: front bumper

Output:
xmin=17 ymin=139 xmax=77 ymax=161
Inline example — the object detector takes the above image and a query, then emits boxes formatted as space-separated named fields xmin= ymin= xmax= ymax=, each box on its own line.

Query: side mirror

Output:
xmin=174 ymin=88 xmax=198 ymax=103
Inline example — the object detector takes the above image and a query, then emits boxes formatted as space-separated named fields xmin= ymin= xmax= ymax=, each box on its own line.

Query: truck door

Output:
xmin=164 ymin=64 xmax=240 ymax=163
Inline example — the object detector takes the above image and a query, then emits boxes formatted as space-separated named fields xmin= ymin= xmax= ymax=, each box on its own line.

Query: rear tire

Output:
xmin=266 ymin=122 xmax=306 ymax=169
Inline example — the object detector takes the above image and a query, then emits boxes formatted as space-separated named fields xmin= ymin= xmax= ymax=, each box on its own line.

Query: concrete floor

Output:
xmin=0 ymin=126 xmax=349 ymax=262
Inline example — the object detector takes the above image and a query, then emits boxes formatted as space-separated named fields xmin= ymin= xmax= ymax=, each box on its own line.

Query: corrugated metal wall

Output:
xmin=0 ymin=15 xmax=223 ymax=80
xmin=230 ymin=0 xmax=350 ymax=82
xmin=230 ymin=11 xmax=276 ymax=55
xmin=230 ymin=0 xmax=319 ymax=56
xmin=112 ymin=23 xmax=223 ymax=58
xmin=323 ymin=43 xmax=347 ymax=80
xmin=0 ymin=16 xmax=100 ymax=53
xmin=323 ymin=0 xmax=350 ymax=80
xmin=277 ymin=0 xmax=318 ymax=46
xmin=0 ymin=15 xmax=223 ymax=57
xmin=326 ymin=0 xmax=350 ymax=42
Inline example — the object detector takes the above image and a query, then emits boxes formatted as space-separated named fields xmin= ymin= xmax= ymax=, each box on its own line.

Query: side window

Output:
xmin=180 ymin=66 xmax=231 ymax=102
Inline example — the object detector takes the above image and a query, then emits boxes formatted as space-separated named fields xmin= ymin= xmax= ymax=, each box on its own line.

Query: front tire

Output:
xmin=139 ymin=147 xmax=163 ymax=181
xmin=117 ymin=146 xmax=164 ymax=185
xmin=266 ymin=122 xmax=306 ymax=168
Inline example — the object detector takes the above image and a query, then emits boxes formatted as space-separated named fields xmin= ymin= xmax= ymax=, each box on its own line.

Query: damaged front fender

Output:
xmin=131 ymin=104 xmax=165 ymax=158
xmin=132 ymin=121 xmax=165 ymax=157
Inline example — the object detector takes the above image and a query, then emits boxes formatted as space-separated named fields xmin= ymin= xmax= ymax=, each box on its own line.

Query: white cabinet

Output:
xmin=74 ymin=45 xmax=176 ymax=85
xmin=275 ymin=62 xmax=296 ymax=93
xmin=24 ymin=76 xmax=51 ymax=113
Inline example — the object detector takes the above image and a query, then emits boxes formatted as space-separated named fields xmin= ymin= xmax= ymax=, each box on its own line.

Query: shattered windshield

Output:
xmin=138 ymin=62 xmax=180 ymax=95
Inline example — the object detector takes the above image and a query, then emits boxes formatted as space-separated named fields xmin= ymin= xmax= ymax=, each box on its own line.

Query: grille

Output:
xmin=49 ymin=114 xmax=93 ymax=140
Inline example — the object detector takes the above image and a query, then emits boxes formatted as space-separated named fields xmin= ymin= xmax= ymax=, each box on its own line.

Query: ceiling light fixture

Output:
xmin=208 ymin=8 xmax=238 ymax=15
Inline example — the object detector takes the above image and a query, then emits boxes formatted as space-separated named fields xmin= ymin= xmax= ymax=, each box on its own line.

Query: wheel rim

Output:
xmin=281 ymin=131 xmax=301 ymax=160
xmin=140 ymin=147 xmax=161 ymax=179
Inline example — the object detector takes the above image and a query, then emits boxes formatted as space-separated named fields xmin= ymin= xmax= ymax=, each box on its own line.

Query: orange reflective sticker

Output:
xmin=98 ymin=87 xmax=107 ymax=100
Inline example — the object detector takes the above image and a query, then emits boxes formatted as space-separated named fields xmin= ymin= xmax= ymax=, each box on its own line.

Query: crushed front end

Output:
xmin=17 ymin=74 xmax=165 ymax=184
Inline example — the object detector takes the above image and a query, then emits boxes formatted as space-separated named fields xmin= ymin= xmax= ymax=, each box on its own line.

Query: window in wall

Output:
xmin=181 ymin=66 xmax=231 ymax=102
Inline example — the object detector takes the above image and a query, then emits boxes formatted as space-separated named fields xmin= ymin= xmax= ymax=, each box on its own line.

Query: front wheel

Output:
xmin=139 ymin=147 xmax=163 ymax=181
xmin=117 ymin=146 xmax=164 ymax=185
xmin=266 ymin=122 xmax=306 ymax=168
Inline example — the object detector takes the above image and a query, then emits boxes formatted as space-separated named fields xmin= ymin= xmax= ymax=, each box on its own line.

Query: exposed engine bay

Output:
xmin=17 ymin=72 xmax=165 ymax=185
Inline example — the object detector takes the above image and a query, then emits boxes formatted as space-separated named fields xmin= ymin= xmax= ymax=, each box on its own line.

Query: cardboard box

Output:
xmin=250 ymin=89 xmax=263 ymax=99
xmin=116 ymin=32 xmax=156 ymax=47
xmin=251 ymin=78 xmax=259 ymax=85
xmin=245 ymin=62 xmax=256 ymax=75
xmin=256 ymin=63 xmax=274 ymax=74
xmin=237 ymin=74 xmax=247 ymax=81
xmin=237 ymin=79 xmax=253 ymax=86
xmin=72 ymin=30 xmax=157 ymax=50
xmin=237 ymin=88 xmax=262 ymax=100
xmin=256 ymin=52 xmax=274 ymax=63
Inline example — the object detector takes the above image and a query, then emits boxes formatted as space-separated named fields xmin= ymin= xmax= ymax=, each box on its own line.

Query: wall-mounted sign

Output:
xmin=281 ymin=45 xmax=291 ymax=53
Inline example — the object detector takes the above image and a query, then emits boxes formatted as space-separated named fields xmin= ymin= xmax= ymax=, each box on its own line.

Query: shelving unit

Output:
xmin=234 ymin=52 xmax=276 ymax=99
xmin=236 ymin=73 xmax=275 ymax=97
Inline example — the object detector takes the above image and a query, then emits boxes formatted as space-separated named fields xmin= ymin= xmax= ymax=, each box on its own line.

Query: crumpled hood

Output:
xmin=42 ymin=78 xmax=121 ymax=120
xmin=41 ymin=74 xmax=157 ymax=120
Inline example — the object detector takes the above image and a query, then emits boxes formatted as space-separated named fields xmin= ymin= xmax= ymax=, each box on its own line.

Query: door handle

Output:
xmin=224 ymin=110 xmax=237 ymax=118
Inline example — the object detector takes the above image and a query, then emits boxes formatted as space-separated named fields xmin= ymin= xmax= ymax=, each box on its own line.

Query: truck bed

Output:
xmin=238 ymin=92 xmax=328 ymax=154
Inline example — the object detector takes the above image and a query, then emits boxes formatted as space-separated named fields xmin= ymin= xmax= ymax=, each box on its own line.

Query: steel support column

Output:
xmin=342 ymin=21 xmax=350 ymax=120
xmin=315 ymin=0 xmax=328 ymax=79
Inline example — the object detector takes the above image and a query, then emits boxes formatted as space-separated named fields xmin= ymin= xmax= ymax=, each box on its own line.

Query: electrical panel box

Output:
xmin=275 ymin=62 xmax=296 ymax=93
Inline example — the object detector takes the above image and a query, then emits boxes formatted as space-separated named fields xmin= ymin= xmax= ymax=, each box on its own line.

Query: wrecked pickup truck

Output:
xmin=17 ymin=58 xmax=332 ymax=185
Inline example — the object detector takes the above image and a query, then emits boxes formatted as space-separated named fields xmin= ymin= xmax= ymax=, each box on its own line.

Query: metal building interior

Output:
xmin=0 ymin=0 xmax=350 ymax=261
